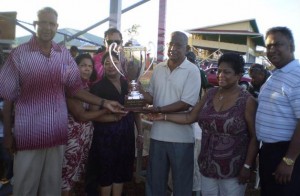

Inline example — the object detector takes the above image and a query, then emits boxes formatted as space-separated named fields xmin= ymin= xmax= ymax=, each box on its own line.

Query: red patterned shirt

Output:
xmin=0 ymin=36 xmax=82 ymax=150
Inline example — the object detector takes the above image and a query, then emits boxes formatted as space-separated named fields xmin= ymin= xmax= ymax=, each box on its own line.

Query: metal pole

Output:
xmin=109 ymin=0 xmax=122 ymax=29
xmin=156 ymin=0 xmax=167 ymax=63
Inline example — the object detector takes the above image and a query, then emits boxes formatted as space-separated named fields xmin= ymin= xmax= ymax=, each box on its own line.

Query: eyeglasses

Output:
xmin=167 ymin=42 xmax=184 ymax=49
xmin=105 ymin=40 xmax=122 ymax=45
xmin=266 ymin=42 xmax=285 ymax=50
xmin=35 ymin=20 xmax=57 ymax=28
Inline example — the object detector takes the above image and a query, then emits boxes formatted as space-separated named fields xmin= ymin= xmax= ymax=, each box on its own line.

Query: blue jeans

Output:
xmin=0 ymin=137 xmax=13 ymax=180
xmin=146 ymin=139 xmax=194 ymax=196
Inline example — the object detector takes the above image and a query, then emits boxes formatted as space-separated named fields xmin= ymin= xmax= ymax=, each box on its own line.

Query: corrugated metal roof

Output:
xmin=15 ymin=28 xmax=104 ymax=49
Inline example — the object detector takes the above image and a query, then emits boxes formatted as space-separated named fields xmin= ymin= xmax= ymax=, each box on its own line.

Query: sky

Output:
xmin=1 ymin=0 xmax=300 ymax=59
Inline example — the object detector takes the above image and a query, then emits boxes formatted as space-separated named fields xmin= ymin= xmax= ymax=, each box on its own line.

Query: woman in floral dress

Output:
xmin=61 ymin=53 xmax=107 ymax=196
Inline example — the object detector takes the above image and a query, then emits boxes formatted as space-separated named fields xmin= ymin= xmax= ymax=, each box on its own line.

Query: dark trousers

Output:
xmin=259 ymin=141 xmax=300 ymax=196
xmin=0 ymin=138 xmax=13 ymax=180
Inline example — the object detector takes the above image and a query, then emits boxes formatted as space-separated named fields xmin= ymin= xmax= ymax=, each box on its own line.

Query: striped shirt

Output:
xmin=256 ymin=59 xmax=300 ymax=142
xmin=0 ymin=36 xmax=82 ymax=150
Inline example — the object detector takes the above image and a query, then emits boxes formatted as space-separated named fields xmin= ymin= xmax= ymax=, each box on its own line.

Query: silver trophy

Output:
xmin=109 ymin=42 xmax=155 ymax=110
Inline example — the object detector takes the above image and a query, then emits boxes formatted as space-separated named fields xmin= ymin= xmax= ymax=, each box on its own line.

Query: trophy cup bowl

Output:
xmin=109 ymin=42 xmax=155 ymax=111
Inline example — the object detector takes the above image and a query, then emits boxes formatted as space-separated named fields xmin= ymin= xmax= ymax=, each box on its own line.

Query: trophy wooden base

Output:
xmin=124 ymin=97 xmax=146 ymax=112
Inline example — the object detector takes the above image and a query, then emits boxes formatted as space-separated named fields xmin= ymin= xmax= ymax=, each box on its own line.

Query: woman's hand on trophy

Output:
xmin=103 ymin=99 xmax=127 ymax=114
xmin=114 ymin=113 xmax=127 ymax=121
xmin=146 ymin=113 xmax=165 ymax=121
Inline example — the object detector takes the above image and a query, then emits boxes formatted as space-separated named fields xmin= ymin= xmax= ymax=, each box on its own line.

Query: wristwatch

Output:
xmin=282 ymin=157 xmax=295 ymax=166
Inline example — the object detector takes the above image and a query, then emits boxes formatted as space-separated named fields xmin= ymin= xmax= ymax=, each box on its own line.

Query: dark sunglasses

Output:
xmin=106 ymin=40 xmax=122 ymax=45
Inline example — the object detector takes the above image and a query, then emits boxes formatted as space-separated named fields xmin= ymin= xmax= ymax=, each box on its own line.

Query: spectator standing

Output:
xmin=186 ymin=47 xmax=208 ymax=98
xmin=0 ymin=7 xmax=124 ymax=196
xmin=142 ymin=31 xmax=201 ymax=196
xmin=248 ymin=63 xmax=271 ymax=98
xmin=93 ymin=28 xmax=123 ymax=81
xmin=70 ymin=45 xmax=80 ymax=58
xmin=256 ymin=26 xmax=300 ymax=196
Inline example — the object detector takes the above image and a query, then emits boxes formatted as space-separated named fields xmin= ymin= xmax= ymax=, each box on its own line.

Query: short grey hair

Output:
xmin=37 ymin=7 xmax=58 ymax=18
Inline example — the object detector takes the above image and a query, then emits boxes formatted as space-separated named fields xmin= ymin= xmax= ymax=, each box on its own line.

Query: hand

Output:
xmin=115 ymin=113 xmax=127 ymax=121
xmin=142 ymin=105 xmax=161 ymax=113
xmin=238 ymin=167 xmax=251 ymax=184
xmin=104 ymin=100 xmax=127 ymax=114
xmin=146 ymin=113 xmax=164 ymax=121
xmin=273 ymin=160 xmax=294 ymax=184
xmin=136 ymin=134 xmax=144 ymax=149
xmin=3 ymin=134 xmax=16 ymax=154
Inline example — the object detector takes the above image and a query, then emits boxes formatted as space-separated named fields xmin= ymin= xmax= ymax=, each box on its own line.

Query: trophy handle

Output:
xmin=138 ymin=42 xmax=155 ymax=80
xmin=108 ymin=42 xmax=125 ymax=77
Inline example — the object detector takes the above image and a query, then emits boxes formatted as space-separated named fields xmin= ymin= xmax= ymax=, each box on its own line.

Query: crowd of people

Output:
xmin=0 ymin=6 xmax=299 ymax=196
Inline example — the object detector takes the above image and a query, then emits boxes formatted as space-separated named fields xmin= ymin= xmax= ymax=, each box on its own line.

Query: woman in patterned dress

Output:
xmin=61 ymin=53 xmax=107 ymax=196
xmin=151 ymin=53 xmax=259 ymax=196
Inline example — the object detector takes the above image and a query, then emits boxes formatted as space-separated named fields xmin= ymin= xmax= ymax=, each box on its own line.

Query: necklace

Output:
xmin=218 ymin=94 xmax=224 ymax=101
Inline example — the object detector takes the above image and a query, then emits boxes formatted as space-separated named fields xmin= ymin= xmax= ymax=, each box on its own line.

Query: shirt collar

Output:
xmin=276 ymin=59 xmax=299 ymax=73
xmin=164 ymin=57 xmax=190 ymax=69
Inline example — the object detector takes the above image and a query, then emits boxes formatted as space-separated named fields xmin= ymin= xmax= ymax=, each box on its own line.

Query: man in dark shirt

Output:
xmin=248 ymin=63 xmax=271 ymax=98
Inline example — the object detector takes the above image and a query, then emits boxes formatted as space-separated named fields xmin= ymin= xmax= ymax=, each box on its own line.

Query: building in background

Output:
xmin=186 ymin=19 xmax=266 ymax=64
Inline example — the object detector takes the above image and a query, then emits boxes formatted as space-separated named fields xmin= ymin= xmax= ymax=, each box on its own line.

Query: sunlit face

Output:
xmin=167 ymin=34 xmax=186 ymax=63
xmin=265 ymin=32 xmax=294 ymax=69
xmin=78 ymin=58 xmax=93 ymax=80
xmin=104 ymin=56 xmax=120 ymax=77
xmin=35 ymin=11 xmax=58 ymax=42
xmin=217 ymin=62 xmax=241 ymax=88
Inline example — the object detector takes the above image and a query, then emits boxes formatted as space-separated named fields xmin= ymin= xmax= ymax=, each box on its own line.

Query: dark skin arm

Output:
xmin=66 ymin=97 xmax=108 ymax=122
xmin=74 ymin=88 xmax=126 ymax=114
xmin=238 ymin=96 xmax=259 ymax=184
xmin=89 ymin=104 xmax=127 ymax=123
xmin=273 ymin=119 xmax=300 ymax=184
xmin=2 ymin=100 xmax=15 ymax=154
xmin=134 ymin=113 xmax=143 ymax=149
xmin=149 ymin=95 xmax=207 ymax=123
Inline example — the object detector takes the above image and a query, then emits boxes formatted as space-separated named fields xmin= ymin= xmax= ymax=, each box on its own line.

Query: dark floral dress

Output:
xmin=198 ymin=87 xmax=251 ymax=179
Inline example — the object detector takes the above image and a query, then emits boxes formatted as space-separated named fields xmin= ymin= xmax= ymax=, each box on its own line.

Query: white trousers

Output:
xmin=201 ymin=174 xmax=247 ymax=196
xmin=13 ymin=145 xmax=65 ymax=196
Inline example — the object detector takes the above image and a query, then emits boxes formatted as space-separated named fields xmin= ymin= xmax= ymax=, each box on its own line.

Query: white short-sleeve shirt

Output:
xmin=148 ymin=59 xmax=201 ymax=143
